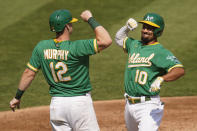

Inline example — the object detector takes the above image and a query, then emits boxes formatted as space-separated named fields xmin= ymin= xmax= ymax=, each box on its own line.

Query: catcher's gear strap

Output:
xmin=115 ymin=26 xmax=129 ymax=47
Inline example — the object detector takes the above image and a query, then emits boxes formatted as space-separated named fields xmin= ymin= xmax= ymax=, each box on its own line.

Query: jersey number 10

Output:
xmin=50 ymin=62 xmax=71 ymax=82
xmin=135 ymin=69 xmax=148 ymax=85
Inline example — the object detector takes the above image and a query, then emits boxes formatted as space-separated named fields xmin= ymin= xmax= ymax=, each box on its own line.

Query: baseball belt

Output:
xmin=125 ymin=95 xmax=151 ymax=104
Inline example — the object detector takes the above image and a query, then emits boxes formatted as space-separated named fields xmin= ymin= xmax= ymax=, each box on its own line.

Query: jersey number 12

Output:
xmin=50 ymin=62 xmax=71 ymax=82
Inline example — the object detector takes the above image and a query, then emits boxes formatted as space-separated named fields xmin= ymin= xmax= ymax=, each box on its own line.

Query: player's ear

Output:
xmin=64 ymin=24 xmax=69 ymax=32
xmin=65 ymin=23 xmax=72 ymax=31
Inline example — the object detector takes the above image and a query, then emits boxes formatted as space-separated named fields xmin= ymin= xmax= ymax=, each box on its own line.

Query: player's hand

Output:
xmin=126 ymin=18 xmax=138 ymax=31
xmin=149 ymin=77 xmax=164 ymax=92
xmin=80 ymin=10 xmax=93 ymax=22
xmin=9 ymin=98 xmax=21 ymax=112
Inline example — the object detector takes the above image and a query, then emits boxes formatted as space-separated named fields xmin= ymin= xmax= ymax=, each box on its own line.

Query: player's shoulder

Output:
xmin=156 ymin=43 xmax=169 ymax=51
xmin=69 ymin=39 xmax=95 ymax=47
xmin=32 ymin=39 xmax=54 ymax=51
xmin=37 ymin=39 xmax=53 ymax=45
xmin=127 ymin=37 xmax=141 ymax=44
xmin=35 ymin=39 xmax=53 ymax=47
xmin=155 ymin=43 xmax=173 ymax=55
xmin=126 ymin=37 xmax=141 ymax=46
xmin=72 ymin=39 xmax=94 ymax=43
xmin=126 ymin=37 xmax=135 ymax=42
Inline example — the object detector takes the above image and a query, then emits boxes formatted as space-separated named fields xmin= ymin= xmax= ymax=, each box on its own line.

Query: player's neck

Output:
xmin=146 ymin=40 xmax=157 ymax=45
xmin=143 ymin=38 xmax=158 ymax=45
xmin=56 ymin=32 xmax=70 ymax=41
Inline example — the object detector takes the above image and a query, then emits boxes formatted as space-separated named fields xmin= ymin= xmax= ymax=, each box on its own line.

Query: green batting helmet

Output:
xmin=49 ymin=9 xmax=78 ymax=32
xmin=139 ymin=13 xmax=165 ymax=37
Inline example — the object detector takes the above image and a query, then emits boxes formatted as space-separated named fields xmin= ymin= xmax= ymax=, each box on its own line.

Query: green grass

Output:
xmin=0 ymin=0 xmax=53 ymax=30
xmin=0 ymin=0 xmax=197 ymax=111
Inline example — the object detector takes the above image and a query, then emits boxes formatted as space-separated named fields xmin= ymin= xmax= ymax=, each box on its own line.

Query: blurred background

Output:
xmin=0 ymin=0 xmax=196 ymax=111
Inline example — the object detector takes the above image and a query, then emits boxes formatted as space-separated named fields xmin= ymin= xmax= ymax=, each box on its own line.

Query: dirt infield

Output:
xmin=0 ymin=96 xmax=197 ymax=131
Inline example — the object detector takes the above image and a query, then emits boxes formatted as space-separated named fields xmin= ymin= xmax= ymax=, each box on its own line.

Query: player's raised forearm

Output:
xmin=162 ymin=67 xmax=185 ymax=82
xmin=115 ymin=18 xmax=138 ymax=47
xmin=80 ymin=10 xmax=112 ymax=51
xmin=115 ymin=26 xmax=129 ymax=47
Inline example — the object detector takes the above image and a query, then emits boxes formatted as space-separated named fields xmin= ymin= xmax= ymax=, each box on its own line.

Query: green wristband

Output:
xmin=88 ymin=17 xmax=101 ymax=30
xmin=15 ymin=89 xmax=25 ymax=100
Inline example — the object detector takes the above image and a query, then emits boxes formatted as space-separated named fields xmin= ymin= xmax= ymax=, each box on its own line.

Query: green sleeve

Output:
xmin=153 ymin=49 xmax=183 ymax=72
xmin=71 ymin=39 xmax=99 ymax=57
xmin=27 ymin=43 xmax=41 ymax=72
xmin=123 ymin=37 xmax=135 ymax=53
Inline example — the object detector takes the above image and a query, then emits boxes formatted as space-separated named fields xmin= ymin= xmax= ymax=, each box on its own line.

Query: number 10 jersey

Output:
xmin=123 ymin=37 xmax=183 ymax=97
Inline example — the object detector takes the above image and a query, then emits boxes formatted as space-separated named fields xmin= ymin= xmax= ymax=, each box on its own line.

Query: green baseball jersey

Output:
xmin=123 ymin=37 xmax=183 ymax=97
xmin=27 ymin=39 xmax=99 ymax=97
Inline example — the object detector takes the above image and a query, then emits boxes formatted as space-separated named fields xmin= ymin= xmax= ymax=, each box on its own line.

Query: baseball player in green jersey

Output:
xmin=115 ymin=13 xmax=185 ymax=131
xmin=9 ymin=9 xmax=112 ymax=131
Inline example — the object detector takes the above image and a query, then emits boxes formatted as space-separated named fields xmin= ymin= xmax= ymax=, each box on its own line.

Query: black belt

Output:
xmin=125 ymin=95 xmax=151 ymax=104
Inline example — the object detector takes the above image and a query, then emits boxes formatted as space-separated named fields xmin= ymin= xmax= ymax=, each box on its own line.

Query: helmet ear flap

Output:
xmin=154 ymin=28 xmax=164 ymax=37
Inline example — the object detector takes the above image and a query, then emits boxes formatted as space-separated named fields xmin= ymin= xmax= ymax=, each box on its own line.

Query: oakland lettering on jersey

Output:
xmin=128 ymin=53 xmax=154 ymax=68
xmin=44 ymin=49 xmax=69 ymax=60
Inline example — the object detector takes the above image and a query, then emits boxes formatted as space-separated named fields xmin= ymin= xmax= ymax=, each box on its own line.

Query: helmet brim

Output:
xmin=69 ymin=18 xmax=78 ymax=23
xmin=139 ymin=20 xmax=160 ymax=28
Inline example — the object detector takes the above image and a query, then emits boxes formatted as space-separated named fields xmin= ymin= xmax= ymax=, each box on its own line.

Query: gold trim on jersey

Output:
xmin=168 ymin=64 xmax=184 ymax=72
xmin=54 ymin=39 xmax=62 ymax=43
xmin=27 ymin=63 xmax=38 ymax=72
xmin=146 ymin=42 xmax=159 ymax=46
xmin=123 ymin=37 xmax=128 ymax=53
xmin=93 ymin=39 xmax=99 ymax=53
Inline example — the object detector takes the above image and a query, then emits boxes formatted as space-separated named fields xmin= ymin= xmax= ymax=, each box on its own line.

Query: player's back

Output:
xmin=32 ymin=39 xmax=97 ymax=97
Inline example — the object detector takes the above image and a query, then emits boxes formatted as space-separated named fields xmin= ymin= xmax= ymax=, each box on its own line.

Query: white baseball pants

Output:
xmin=50 ymin=93 xmax=100 ymax=131
xmin=125 ymin=96 xmax=164 ymax=131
